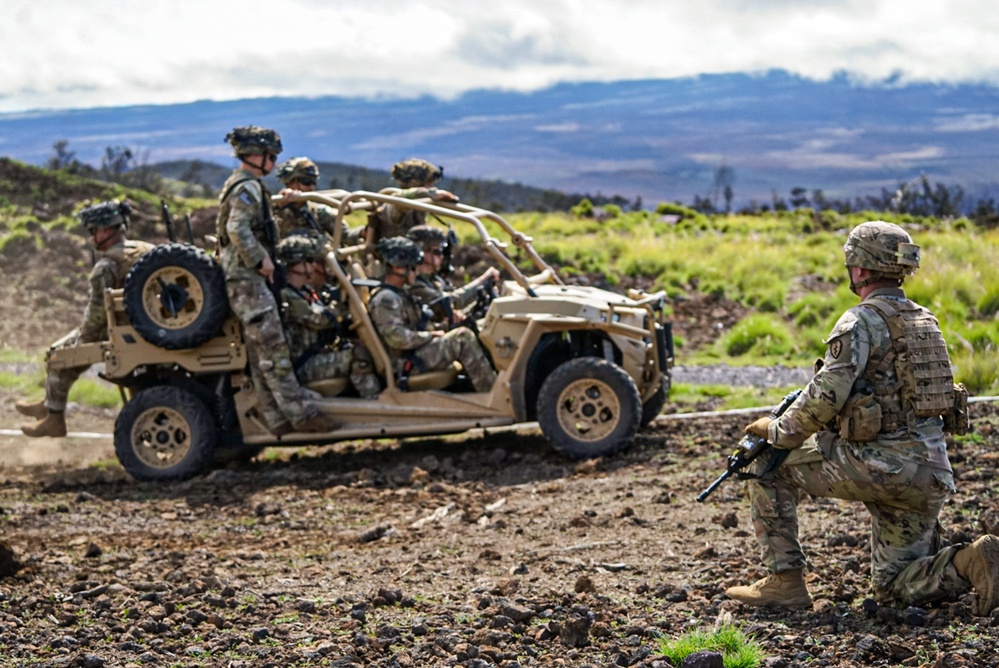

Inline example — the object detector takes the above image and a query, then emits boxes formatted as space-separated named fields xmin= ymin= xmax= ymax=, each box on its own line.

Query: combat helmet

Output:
xmin=276 ymin=235 xmax=322 ymax=265
xmin=406 ymin=225 xmax=448 ymax=251
xmin=391 ymin=158 xmax=443 ymax=187
xmin=377 ymin=236 xmax=423 ymax=268
xmin=276 ymin=157 xmax=319 ymax=185
xmin=78 ymin=200 xmax=131 ymax=230
xmin=843 ymin=221 xmax=920 ymax=280
xmin=225 ymin=126 xmax=283 ymax=156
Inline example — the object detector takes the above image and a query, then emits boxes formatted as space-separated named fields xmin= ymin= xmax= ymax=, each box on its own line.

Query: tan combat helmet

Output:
xmin=276 ymin=157 xmax=320 ymax=186
xmin=391 ymin=158 xmax=443 ymax=187
xmin=843 ymin=221 xmax=920 ymax=282
xmin=78 ymin=200 xmax=132 ymax=231
xmin=225 ymin=126 xmax=283 ymax=157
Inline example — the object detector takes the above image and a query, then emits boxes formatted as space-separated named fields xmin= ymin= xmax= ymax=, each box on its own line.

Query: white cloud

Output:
xmin=3 ymin=0 xmax=999 ymax=113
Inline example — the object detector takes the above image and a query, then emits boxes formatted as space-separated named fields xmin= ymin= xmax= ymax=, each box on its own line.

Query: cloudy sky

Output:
xmin=4 ymin=0 xmax=999 ymax=114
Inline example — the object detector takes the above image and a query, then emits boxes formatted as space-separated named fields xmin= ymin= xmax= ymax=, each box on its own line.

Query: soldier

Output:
xmin=726 ymin=221 xmax=999 ymax=615
xmin=17 ymin=200 xmax=154 ymax=437
xmin=217 ymin=126 xmax=338 ymax=434
xmin=368 ymin=237 xmax=496 ymax=393
xmin=366 ymin=158 xmax=458 ymax=246
xmin=276 ymin=237 xmax=380 ymax=399
xmin=407 ymin=225 xmax=500 ymax=326
xmin=273 ymin=156 xmax=358 ymax=246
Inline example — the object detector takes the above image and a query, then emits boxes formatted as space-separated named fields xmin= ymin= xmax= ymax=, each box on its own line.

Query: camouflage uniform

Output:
xmin=217 ymin=129 xmax=325 ymax=431
xmin=749 ymin=280 xmax=970 ymax=605
xmin=410 ymin=271 xmax=481 ymax=324
xmin=368 ymin=285 xmax=496 ymax=393
xmin=274 ymin=201 xmax=357 ymax=246
xmin=367 ymin=159 xmax=448 ymax=244
xmin=280 ymin=282 xmax=381 ymax=398
xmin=45 ymin=237 xmax=153 ymax=411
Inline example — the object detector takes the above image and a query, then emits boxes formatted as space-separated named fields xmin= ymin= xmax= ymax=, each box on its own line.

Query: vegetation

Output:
xmin=657 ymin=623 xmax=764 ymax=667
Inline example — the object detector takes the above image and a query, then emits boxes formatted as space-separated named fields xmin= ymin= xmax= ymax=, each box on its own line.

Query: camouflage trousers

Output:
xmin=747 ymin=430 xmax=966 ymax=606
xmin=409 ymin=326 xmax=496 ymax=392
xmin=298 ymin=343 xmax=381 ymax=399
xmin=43 ymin=329 xmax=86 ymax=412
xmin=227 ymin=280 xmax=320 ymax=429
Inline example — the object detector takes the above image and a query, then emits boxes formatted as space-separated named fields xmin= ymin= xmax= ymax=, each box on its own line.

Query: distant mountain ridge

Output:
xmin=3 ymin=71 xmax=999 ymax=208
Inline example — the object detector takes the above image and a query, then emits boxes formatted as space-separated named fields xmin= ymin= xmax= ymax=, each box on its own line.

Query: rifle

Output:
xmin=161 ymin=199 xmax=176 ymax=242
xmin=696 ymin=389 xmax=802 ymax=503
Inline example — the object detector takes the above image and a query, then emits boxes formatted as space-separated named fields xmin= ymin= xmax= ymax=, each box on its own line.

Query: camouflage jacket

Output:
xmin=280 ymin=284 xmax=339 ymax=362
xmin=368 ymin=284 xmax=434 ymax=353
xmin=216 ymin=168 xmax=275 ymax=282
xmin=770 ymin=287 xmax=951 ymax=470
xmin=273 ymin=201 xmax=359 ymax=246
xmin=410 ymin=271 xmax=478 ymax=322
xmin=79 ymin=240 xmax=154 ymax=342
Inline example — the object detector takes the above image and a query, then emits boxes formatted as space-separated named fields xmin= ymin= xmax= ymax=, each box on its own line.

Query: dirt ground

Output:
xmin=2 ymin=393 xmax=998 ymax=668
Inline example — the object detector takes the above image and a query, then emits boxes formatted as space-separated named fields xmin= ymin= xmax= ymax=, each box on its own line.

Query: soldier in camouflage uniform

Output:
xmin=276 ymin=237 xmax=380 ymax=398
xmin=273 ymin=156 xmax=359 ymax=246
xmin=407 ymin=225 xmax=500 ymax=326
xmin=17 ymin=201 xmax=154 ymax=437
xmin=217 ymin=126 xmax=339 ymax=434
xmin=365 ymin=159 xmax=459 ymax=246
xmin=368 ymin=237 xmax=496 ymax=393
xmin=727 ymin=221 xmax=999 ymax=615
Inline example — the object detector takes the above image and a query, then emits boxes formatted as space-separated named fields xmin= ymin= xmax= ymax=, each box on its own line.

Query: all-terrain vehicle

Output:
xmin=47 ymin=191 xmax=673 ymax=480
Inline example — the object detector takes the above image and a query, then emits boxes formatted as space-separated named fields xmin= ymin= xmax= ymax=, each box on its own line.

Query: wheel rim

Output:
xmin=130 ymin=406 xmax=193 ymax=469
xmin=554 ymin=377 xmax=622 ymax=442
xmin=141 ymin=266 xmax=204 ymax=330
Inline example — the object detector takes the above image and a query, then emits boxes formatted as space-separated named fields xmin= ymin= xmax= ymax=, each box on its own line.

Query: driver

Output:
xmin=406 ymin=225 xmax=500 ymax=327
xmin=368 ymin=237 xmax=496 ymax=393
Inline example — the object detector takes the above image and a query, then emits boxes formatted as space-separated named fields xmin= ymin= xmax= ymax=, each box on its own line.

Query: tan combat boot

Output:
xmin=953 ymin=535 xmax=999 ymax=616
xmin=726 ymin=569 xmax=813 ymax=608
xmin=21 ymin=411 xmax=68 ymax=438
xmin=15 ymin=399 xmax=49 ymax=419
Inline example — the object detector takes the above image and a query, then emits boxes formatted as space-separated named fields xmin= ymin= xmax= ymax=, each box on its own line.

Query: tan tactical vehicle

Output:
xmin=50 ymin=192 xmax=673 ymax=481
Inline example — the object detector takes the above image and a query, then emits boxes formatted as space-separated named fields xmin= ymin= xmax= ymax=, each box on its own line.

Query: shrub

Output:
xmin=720 ymin=314 xmax=793 ymax=358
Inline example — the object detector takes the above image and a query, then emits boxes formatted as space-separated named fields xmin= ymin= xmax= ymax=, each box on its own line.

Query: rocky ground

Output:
xmin=1 ymin=394 xmax=998 ymax=668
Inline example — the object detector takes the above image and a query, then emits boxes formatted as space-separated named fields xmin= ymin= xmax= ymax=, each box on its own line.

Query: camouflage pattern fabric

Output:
xmin=745 ymin=286 xmax=965 ymax=607
xmin=391 ymin=158 xmax=443 ymax=187
xmin=78 ymin=200 xmax=129 ymax=229
xmin=43 ymin=240 xmax=154 ymax=412
xmin=216 ymin=169 xmax=276 ymax=281
xmin=225 ymin=126 xmax=282 ymax=156
xmin=411 ymin=271 xmax=478 ymax=323
xmin=274 ymin=201 xmax=358 ymax=246
xmin=226 ymin=280 xmax=319 ymax=427
xmin=281 ymin=284 xmax=380 ymax=398
xmin=368 ymin=284 xmax=495 ymax=392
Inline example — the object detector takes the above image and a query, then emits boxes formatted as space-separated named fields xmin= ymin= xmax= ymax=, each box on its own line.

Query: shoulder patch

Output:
xmin=828 ymin=338 xmax=843 ymax=360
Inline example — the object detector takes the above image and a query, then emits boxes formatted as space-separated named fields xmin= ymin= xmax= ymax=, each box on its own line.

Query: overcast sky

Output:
xmin=4 ymin=0 xmax=999 ymax=114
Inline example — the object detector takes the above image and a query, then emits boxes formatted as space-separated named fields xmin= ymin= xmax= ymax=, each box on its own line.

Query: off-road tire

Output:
xmin=114 ymin=385 xmax=217 ymax=481
xmin=123 ymin=243 xmax=228 ymax=350
xmin=640 ymin=373 xmax=670 ymax=428
xmin=537 ymin=357 xmax=642 ymax=460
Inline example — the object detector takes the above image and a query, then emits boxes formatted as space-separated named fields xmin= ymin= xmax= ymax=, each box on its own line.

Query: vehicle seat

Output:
xmin=403 ymin=362 xmax=461 ymax=391
xmin=306 ymin=377 xmax=349 ymax=397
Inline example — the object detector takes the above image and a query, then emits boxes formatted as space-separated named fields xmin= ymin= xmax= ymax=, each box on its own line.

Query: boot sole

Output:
xmin=972 ymin=536 xmax=999 ymax=616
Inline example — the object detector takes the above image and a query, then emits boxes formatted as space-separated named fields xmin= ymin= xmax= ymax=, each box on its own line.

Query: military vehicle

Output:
xmin=48 ymin=192 xmax=673 ymax=480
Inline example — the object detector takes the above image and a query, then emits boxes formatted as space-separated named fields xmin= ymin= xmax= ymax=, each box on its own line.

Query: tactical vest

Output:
xmin=860 ymin=297 xmax=954 ymax=431
xmin=216 ymin=175 xmax=277 ymax=253
xmin=102 ymin=240 xmax=156 ymax=288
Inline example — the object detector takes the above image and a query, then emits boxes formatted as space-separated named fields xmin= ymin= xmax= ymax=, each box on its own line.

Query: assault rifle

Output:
xmin=696 ymin=388 xmax=802 ymax=503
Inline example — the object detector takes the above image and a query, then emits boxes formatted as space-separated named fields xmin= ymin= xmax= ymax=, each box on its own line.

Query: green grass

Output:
xmin=67 ymin=378 xmax=122 ymax=409
xmin=657 ymin=624 xmax=764 ymax=668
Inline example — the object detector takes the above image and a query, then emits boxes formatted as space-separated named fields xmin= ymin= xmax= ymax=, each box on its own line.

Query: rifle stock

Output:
xmin=696 ymin=388 xmax=802 ymax=503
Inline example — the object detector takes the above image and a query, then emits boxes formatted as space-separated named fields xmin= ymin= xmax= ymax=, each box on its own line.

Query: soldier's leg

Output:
xmin=444 ymin=327 xmax=496 ymax=392
xmin=347 ymin=342 xmax=381 ymax=398
xmin=228 ymin=281 xmax=336 ymax=432
xmin=298 ymin=350 xmax=353 ymax=385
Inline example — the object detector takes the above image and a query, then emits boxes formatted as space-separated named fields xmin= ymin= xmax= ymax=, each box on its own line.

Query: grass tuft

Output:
xmin=657 ymin=624 xmax=764 ymax=668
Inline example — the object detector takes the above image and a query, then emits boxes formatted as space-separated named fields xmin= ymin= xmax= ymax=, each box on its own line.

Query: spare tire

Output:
xmin=124 ymin=243 xmax=228 ymax=350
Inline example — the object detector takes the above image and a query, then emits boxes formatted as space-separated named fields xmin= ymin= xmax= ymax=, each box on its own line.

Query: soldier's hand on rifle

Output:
xmin=258 ymin=253 xmax=276 ymax=283
xmin=744 ymin=417 xmax=773 ymax=439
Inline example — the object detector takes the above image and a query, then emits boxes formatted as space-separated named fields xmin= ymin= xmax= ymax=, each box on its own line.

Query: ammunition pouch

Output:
xmin=838 ymin=390 xmax=883 ymax=442
xmin=943 ymin=383 xmax=971 ymax=435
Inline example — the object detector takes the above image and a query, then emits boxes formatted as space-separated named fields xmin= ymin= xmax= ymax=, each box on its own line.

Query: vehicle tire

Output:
xmin=537 ymin=357 xmax=642 ymax=460
xmin=123 ymin=243 xmax=228 ymax=350
xmin=640 ymin=373 xmax=670 ymax=428
xmin=114 ymin=385 xmax=217 ymax=481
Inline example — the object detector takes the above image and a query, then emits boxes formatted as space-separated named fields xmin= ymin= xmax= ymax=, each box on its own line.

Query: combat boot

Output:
xmin=291 ymin=412 xmax=341 ymax=433
xmin=21 ymin=411 xmax=67 ymax=438
xmin=953 ymin=534 xmax=999 ymax=616
xmin=725 ymin=569 xmax=812 ymax=608
xmin=15 ymin=398 xmax=49 ymax=419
